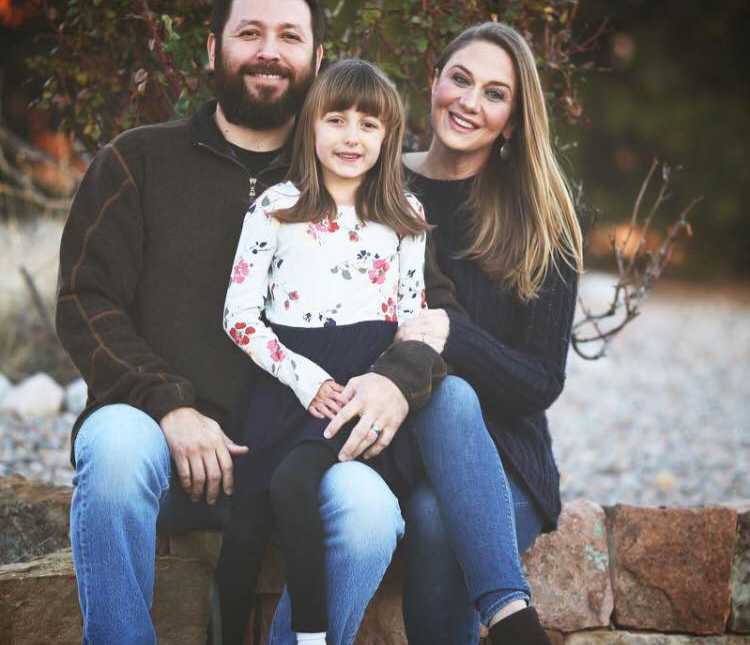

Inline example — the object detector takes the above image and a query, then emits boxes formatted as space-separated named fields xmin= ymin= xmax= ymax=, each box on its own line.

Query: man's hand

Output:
xmin=308 ymin=379 xmax=348 ymax=419
xmin=160 ymin=407 xmax=248 ymax=505
xmin=323 ymin=373 xmax=408 ymax=462
xmin=395 ymin=308 xmax=449 ymax=354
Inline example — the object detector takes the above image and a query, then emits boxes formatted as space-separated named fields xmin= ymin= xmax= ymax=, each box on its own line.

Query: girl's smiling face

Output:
xmin=314 ymin=107 xmax=386 ymax=195
xmin=431 ymin=40 xmax=517 ymax=156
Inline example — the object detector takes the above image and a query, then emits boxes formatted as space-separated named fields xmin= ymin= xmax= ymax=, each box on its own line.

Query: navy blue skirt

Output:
xmin=231 ymin=320 xmax=419 ymax=499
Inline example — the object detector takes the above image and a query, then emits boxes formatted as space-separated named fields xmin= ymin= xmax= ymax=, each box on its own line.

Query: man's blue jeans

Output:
xmin=71 ymin=377 xmax=541 ymax=644
xmin=70 ymin=404 xmax=404 ymax=645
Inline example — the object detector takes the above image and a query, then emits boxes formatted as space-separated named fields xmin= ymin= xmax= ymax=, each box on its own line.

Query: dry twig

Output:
xmin=572 ymin=160 xmax=699 ymax=359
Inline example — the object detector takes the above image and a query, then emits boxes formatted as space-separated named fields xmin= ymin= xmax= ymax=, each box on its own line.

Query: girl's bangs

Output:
xmin=318 ymin=67 xmax=395 ymax=124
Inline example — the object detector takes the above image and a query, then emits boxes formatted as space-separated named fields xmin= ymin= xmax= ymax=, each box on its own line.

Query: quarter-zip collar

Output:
xmin=189 ymin=99 xmax=292 ymax=182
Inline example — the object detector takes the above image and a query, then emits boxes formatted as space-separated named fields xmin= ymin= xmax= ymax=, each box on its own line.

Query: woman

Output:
xmin=395 ymin=21 xmax=584 ymax=644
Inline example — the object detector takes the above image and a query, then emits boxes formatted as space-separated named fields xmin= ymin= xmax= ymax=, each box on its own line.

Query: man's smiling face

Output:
xmin=209 ymin=0 xmax=320 ymax=130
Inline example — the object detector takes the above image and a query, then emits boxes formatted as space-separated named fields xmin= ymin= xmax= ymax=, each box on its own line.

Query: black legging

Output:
xmin=216 ymin=441 xmax=338 ymax=642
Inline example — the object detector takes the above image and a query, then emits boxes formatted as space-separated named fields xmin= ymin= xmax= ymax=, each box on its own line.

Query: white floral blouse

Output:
xmin=223 ymin=181 xmax=427 ymax=410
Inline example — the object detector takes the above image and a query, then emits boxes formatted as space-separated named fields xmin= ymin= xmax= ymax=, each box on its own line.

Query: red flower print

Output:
xmin=349 ymin=231 xmax=359 ymax=242
xmin=382 ymin=297 xmax=397 ymax=322
xmin=284 ymin=290 xmax=299 ymax=310
xmin=268 ymin=339 xmax=285 ymax=362
xmin=229 ymin=321 xmax=255 ymax=346
xmin=327 ymin=221 xmax=340 ymax=233
xmin=231 ymin=259 xmax=250 ymax=284
xmin=368 ymin=258 xmax=390 ymax=284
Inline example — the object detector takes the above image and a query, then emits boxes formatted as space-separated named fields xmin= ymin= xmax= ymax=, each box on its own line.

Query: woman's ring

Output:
xmin=371 ymin=424 xmax=382 ymax=435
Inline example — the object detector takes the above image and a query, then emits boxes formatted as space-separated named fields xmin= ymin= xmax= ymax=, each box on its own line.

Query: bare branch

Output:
xmin=19 ymin=266 xmax=56 ymax=338
xmin=572 ymin=160 xmax=699 ymax=360
xmin=0 ymin=181 xmax=71 ymax=212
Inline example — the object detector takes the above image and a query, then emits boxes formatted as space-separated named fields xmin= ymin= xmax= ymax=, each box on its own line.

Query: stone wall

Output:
xmin=0 ymin=475 xmax=748 ymax=644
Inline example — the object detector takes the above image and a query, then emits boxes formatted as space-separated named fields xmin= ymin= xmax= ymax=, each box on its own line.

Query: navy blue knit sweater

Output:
xmin=408 ymin=171 xmax=578 ymax=531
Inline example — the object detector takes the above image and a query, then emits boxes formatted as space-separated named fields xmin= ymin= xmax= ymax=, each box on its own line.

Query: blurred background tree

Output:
xmin=19 ymin=0 xmax=589 ymax=150
xmin=559 ymin=0 xmax=749 ymax=277
xmin=2 ymin=0 xmax=748 ymax=276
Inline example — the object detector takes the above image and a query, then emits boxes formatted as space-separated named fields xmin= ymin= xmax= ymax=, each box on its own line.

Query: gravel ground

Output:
xmin=1 ymin=272 xmax=748 ymax=506
xmin=549 ymin=272 xmax=750 ymax=507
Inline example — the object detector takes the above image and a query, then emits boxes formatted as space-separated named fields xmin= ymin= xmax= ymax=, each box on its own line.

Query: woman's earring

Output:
xmin=499 ymin=137 xmax=511 ymax=161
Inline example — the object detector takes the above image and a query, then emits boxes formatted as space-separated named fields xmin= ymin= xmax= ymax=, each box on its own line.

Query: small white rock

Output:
xmin=0 ymin=373 xmax=11 ymax=402
xmin=64 ymin=378 xmax=88 ymax=415
xmin=0 ymin=372 xmax=64 ymax=421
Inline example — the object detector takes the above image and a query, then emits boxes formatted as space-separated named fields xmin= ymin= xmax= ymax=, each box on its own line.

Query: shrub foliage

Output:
xmin=27 ymin=0 xmax=595 ymax=151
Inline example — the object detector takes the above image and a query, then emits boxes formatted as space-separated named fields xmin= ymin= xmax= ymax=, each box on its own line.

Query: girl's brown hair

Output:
xmin=435 ymin=22 xmax=583 ymax=301
xmin=275 ymin=59 xmax=428 ymax=237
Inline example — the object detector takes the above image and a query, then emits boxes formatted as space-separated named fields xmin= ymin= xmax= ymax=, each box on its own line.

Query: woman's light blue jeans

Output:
xmin=268 ymin=376 xmax=543 ymax=645
xmin=70 ymin=376 xmax=541 ymax=645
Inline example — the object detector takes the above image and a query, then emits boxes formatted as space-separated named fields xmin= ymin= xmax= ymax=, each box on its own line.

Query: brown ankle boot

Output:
xmin=488 ymin=606 xmax=551 ymax=645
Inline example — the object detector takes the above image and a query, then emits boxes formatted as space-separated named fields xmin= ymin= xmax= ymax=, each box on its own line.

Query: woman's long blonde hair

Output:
xmin=276 ymin=59 xmax=429 ymax=237
xmin=436 ymin=23 xmax=583 ymax=301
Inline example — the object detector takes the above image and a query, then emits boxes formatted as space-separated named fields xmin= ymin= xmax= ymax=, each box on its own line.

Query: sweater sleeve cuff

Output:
xmin=371 ymin=340 xmax=447 ymax=410
xmin=295 ymin=371 xmax=331 ymax=411
xmin=143 ymin=382 xmax=196 ymax=424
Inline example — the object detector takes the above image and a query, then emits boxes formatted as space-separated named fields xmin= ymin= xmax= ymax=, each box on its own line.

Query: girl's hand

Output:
xmin=395 ymin=308 xmax=449 ymax=353
xmin=309 ymin=380 xmax=349 ymax=419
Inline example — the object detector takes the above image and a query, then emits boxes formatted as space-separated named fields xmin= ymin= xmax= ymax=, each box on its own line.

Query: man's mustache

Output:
xmin=239 ymin=63 xmax=294 ymax=80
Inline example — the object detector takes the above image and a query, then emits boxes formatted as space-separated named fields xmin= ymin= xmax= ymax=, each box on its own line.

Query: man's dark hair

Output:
xmin=211 ymin=0 xmax=327 ymax=50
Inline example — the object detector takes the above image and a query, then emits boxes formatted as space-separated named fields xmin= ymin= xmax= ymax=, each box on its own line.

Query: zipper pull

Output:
xmin=248 ymin=177 xmax=257 ymax=201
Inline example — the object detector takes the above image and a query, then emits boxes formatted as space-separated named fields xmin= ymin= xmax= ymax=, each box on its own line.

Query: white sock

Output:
xmin=296 ymin=632 xmax=326 ymax=644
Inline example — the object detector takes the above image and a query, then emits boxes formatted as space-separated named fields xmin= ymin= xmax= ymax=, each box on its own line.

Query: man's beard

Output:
xmin=214 ymin=46 xmax=315 ymax=131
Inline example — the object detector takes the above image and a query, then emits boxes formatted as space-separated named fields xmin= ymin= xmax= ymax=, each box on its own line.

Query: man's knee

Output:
xmin=320 ymin=462 xmax=405 ymax=559
xmin=74 ymin=404 xmax=170 ymax=505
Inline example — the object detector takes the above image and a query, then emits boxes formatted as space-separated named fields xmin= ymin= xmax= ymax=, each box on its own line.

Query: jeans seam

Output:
xmin=75 ymin=438 xmax=92 ymax=638
xmin=477 ymin=472 xmax=530 ymax=626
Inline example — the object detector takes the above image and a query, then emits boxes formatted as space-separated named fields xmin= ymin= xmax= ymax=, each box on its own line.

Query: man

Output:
xmin=57 ymin=0 xmax=452 ymax=643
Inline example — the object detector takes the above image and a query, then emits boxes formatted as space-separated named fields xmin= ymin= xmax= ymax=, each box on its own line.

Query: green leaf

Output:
xmin=162 ymin=14 xmax=175 ymax=39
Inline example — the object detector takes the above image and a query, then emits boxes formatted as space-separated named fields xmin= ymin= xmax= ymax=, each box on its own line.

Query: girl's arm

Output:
xmin=442 ymin=260 xmax=578 ymax=418
xmin=223 ymin=199 xmax=333 ymax=410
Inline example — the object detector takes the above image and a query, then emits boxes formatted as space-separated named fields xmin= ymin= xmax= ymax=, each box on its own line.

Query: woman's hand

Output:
xmin=396 ymin=308 xmax=450 ymax=354
xmin=323 ymin=373 xmax=408 ymax=461
xmin=308 ymin=380 xmax=348 ymax=419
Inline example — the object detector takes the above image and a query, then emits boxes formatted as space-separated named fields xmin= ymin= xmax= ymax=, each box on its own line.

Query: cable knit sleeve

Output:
xmin=442 ymin=260 xmax=578 ymax=417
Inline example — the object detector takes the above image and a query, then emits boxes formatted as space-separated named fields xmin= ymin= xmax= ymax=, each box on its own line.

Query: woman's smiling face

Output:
xmin=430 ymin=39 xmax=517 ymax=156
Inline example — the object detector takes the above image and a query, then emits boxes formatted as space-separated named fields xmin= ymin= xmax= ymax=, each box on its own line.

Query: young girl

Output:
xmin=217 ymin=59 xmax=431 ymax=645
